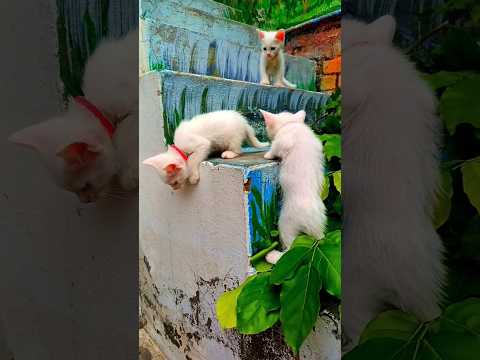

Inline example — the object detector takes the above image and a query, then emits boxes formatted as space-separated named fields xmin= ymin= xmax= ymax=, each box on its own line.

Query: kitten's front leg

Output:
xmin=186 ymin=138 xmax=211 ymax=184
xmin=260 ymin=57 xmax=270 ymax=86
xmin=264 ymin=142 xmax=279 ymax=160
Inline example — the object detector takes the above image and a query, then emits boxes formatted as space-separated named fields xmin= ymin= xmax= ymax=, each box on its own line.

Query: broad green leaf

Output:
xmin=324 ymin=230 xmax=341 ymax=245
xmin=315 ymin=241 xmax=341 ymax=298
xmin=332 ymin=171 xmax=341 ymax=194
xmin=292 ymin=234 xmax=317 ymax=248
xmin=433 ymin=169 xmax=453 ymax=228
xmin=319 ymin=134 xmax=341 ymax=161
xmin=359 ymin=310 xmax=420 ymax=344
xmin=343 ymin=338 xmax=415 ymax=360
xmin=270 ymin=246 xmax=312 ymax=285
xmin=236 ymin=273 xmax=280 ymax=334
xmin=462 ymin=160 xmax=480 ymax=214
xmin=280 ymin=262 xmax=322 ymax=354
xmin=440 ymin=75 xmax=480 ymax=134
xmin=215 ymin=276 xmax=254 ymax=329
xmin=321 ymin=176 xmax=330 ymax=201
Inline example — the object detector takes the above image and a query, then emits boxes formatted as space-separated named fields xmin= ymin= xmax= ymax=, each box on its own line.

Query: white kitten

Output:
xmin=143 ymin=110 xmax=268 ymax=190
xmin=342 ymin=15 xmax=445 ymax=351
xmin=9 ymin=29 xmax=139 ymax=203
xmin=257 ymin=29 xmax=297 ymax=88
xmin=260 ymin=110 xmax=327 ymax=264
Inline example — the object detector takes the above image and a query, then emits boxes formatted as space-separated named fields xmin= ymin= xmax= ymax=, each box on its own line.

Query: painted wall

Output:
xmin=0 ymin=1 xmax=137 ymax=359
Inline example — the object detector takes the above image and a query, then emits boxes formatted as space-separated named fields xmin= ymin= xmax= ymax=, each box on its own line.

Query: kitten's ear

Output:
xmin=9 ymin=123 xmax=50 ymax=151
xmin=293 ymin=110 xmax=306 ymax=123
xmin=368 ymin=15 xmax=396 ymax=44
xmin=259 ymin=109 xmax=276 ymax=127
xmin=256 ymin=29 xmax=265 ymax=40
xmin=164 ymin=164 xmax=181 ymax=176
xmin=57 ymin=142 xmax=100 ymax=171
xmin=275 ymin=29 xmax=286 ymax=43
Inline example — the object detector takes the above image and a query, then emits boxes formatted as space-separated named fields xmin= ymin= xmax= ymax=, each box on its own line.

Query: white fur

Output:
xmin=8 ymin=29 xmax=139 ymax=202
xmin=342 ymin=16 xmax=445 ymax=351
xmin=143 ymin=110 xmax=268 ymax=189
xmin=257 ymin=30 xmax=297 ymax=88
xmin=260 ymin=110 xmax=327 ymax=264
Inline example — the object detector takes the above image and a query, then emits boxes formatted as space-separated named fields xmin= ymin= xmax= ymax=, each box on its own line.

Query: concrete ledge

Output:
xmin=142 ymin=0 xmax=239 ymax=20
xmin=142 ymin=22 xmax=316 ymax=89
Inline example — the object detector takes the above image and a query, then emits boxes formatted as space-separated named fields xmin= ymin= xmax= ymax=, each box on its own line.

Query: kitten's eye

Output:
xmin=263 ymin=47 xmax=267 ymax=51
xmin=270 ymin=47 xmax=276 ymax=51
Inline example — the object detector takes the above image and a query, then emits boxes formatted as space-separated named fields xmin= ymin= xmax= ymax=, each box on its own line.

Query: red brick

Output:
xmin=319 ymin=75 xmax=337 ymax=91
xmin=323 ymin=56 xmax=341 ymax=74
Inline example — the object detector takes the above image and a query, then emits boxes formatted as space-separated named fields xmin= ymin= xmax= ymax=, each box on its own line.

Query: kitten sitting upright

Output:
xmin=143 ymin=110 xmax=268 ymax=190
xmin=260 ymin=110 xmax=327 ymax=264
xmin=257 ymin=29 xmax=297 ymax=88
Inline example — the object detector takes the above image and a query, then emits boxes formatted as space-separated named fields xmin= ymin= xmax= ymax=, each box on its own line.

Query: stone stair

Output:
xmin=139 ymin=1 xmax=339 ymax=359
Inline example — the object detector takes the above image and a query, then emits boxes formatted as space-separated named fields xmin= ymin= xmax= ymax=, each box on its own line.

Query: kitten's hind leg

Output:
xmin=221 ymin=151 xmax=240 ymax=159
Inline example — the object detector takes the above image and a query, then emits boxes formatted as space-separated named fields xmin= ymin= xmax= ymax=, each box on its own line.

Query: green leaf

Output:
xmin=270 ymin=246 xmax=312 ymax=285
xmin=236 ymin=273 xmax=280 ymax=334
xmin=319 ymin=134 xmax=341 ymax=161
xmin=440 ymin=75 xmax=480 ymax=134
xmin=292 ymin=234 xmax=317 ymax=248
xmin=215 ymin=276 xmax=254 ymax=329
xmin=348 ymin=298 xmax=480 ymax=360
xmin=254 ymin=260 xmax=273 ymax=273
xmin=332 ymin=171 xmax=341 ymax=194
xmin=280 ymin=262 xmax=322 ymax=354
xmin=422 ymin=71 xmax=472 ymax=91
xmin=315 ymin=241 xmax=341 ymax=298
xmin=462 ymin=160 xmax=480 ymax=214
xmin=433 ymin=169 xmax=453 ymax=228
xmin=359 ymin=310 xmax=420 ymax=344
xmin=324 ymin=230 xmax=341 ymax=245
xmin=321 ymin=176 xmax=330 ymax=201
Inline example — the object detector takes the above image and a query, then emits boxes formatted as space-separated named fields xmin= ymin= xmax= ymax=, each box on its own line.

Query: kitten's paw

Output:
xmin=273 ymin=82 xmax=286 ymax=88
xmin=118 ymin=167 xmax=139 ymax=190
xmin=221 ymin=151 xmax=240 ymax=159
xmin=265 ymin=250 xmax=284 ymax=264
xmin=264 ymin=151 xmax=275 ymax=160
xmin=260 ymin=80 xmax=270 ymax=86
xmin=189 ymin=173 xmax=200 ymax=185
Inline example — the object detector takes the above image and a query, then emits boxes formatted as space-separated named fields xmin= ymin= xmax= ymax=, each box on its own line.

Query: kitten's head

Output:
xmin=9 ymin=114 xmax=118 ymax=203
xmin=342 ymin=15 xmax=396 ymax=51
xmin=260 ymin=109 xmax=306 ymax=139
xmin=257 ymin=29 xmax=285 ymax=60
xmin=142 ymin=147 xmax=188 ymax=190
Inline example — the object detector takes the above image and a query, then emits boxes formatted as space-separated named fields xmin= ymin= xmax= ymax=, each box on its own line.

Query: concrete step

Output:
xmin=139 ymin=73 xmax=339 ymax=359
xmin=141 ymin=21 xmax=316 ymax=90
xmin=141 ymin=0 xmax=260 ymax=49
xmin=151 ymin=70 xmax=328 ymax=143
xmin=142 ymin=0 xmax=239 ymax=20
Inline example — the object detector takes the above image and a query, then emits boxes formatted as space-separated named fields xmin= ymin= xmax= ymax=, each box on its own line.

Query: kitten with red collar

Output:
xmin=143 ymin=110 xmax=268 ymax=190
xmin=257 ymin=29 xmax=297 ymax=88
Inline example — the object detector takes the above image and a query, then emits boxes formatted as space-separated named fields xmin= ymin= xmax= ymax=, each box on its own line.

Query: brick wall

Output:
xmin=285 ymin=14 xmax=341 ymax=92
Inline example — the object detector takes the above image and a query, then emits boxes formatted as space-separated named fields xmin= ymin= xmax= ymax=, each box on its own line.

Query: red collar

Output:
xmin=74 ymin=96 xmax=115 ymax=137
xmin=170 ymin=144 xmax=189 ymax=161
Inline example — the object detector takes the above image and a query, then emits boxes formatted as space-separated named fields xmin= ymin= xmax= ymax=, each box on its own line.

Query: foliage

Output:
xmin=347 ymin=3 xmax=480 ymax=358
xmin=215 ymin=0 xmax=341 ymax=30
xmin=250 ymin=186 xmax=280 ymax=252
xmin=216 ymin=90 xmax=341 ymax=353
xmin=345 ymin=298 xmax=480 ymax=360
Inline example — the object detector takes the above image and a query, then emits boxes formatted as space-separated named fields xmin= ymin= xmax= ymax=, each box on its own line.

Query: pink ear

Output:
xmin=165 ymin=163 xmax=180 ymax=176
xmin=293 ymin=110 xmax=306 ymax=123
xmin=257 ymin=29 xmax=265 ymax=40
xmin=57 ymin=142 xmax=99 ymax=171
xmin=259 ymin=109 xmax=276 ymax=127
xmin=275 ymin=30 xmax=285 ymax=42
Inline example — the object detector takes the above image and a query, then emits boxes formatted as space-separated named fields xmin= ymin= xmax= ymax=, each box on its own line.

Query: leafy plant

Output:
xmin=215 ymin=0 xmax=341 ymax=30
xmin=250 ymin=186 xmax=280 ymax=253
xmin=345 ymin=298 xmax=480 ymax=360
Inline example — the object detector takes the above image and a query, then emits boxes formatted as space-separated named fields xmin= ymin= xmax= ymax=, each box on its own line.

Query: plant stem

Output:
xmin=250 ymin=242 xmax=279 ymax=264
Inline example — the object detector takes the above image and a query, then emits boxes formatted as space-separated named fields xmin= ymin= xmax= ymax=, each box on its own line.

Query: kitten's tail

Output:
xmin=282 ymin=77 xmax=297 ymax=89
xmin=246 ymin=125 xmax=269 ymax=148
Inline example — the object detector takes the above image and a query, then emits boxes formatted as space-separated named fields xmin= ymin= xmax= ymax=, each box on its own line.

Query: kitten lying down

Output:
xmin=9 ymin=29 xmax=139 ymax=203
xmin=260 ymin=110 xmax=327 ymax=264
xmin=143 ymin=110 xmax=269 ymax=190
